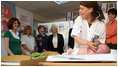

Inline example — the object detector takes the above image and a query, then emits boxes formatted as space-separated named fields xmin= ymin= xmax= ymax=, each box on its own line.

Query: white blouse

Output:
xmin=52 ymin=36 xmax=58 ymax=48
xmin=9 ymin=30 xmax=20 ymax=39
xmin=21 ymin=35 xmax=36 ymax=55
xmin=71 ymin=16 xmax=106 ymax=49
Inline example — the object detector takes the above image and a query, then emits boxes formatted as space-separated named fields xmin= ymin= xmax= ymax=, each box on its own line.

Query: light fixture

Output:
xmin=54 ymin=1 xmax=69 ymax=5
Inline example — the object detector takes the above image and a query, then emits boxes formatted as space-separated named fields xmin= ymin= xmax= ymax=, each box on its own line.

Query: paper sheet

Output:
xmin=1 ymin=61 xmax=19 ymax=65
xmin=46 ymin=54 xmax=117 ymax=62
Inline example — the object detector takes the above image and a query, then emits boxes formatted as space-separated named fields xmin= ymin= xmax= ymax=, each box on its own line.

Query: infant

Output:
xmin=67 ymin=44 xmax=110 ymax=55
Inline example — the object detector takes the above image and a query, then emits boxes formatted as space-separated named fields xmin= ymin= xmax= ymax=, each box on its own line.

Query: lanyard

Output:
xmin=108 ymin=20 xmax=115 ymax=29
xmin=91 ymin=35 xmax=99 ymax=50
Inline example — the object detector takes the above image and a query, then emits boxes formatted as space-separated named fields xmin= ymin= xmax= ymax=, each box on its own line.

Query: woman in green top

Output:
xmin=4 ymin=18 xmax=22 ymax=55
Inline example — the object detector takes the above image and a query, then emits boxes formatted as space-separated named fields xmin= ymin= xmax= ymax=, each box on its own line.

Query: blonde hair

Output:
xmin=23 ymin=25 xmax=32 ymax=35
xmin=51 ymin=24 xmax=58 ymax=32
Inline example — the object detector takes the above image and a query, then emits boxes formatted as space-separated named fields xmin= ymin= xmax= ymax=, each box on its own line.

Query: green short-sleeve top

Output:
xmin=4 ymin=31 xmax=22 ymax=55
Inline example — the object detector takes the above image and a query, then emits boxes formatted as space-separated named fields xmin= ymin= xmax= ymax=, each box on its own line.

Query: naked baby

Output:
xmin=67 ymin=44 xmax=110 ymax=55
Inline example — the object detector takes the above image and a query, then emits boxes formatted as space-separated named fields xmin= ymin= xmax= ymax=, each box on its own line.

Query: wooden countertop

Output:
xmin=1 ymin=58 xmax=117 ymax=66
xmin=38 ymin=62 xmax=117 ymax=66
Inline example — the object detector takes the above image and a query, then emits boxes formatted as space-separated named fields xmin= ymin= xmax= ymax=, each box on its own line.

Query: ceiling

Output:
xmin=7 ymin=1 xmax=116 ymax=21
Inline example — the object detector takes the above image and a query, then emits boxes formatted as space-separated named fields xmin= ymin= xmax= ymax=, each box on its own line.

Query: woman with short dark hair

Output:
xmin=36 ymin=25 xmax=48 ymax=53
xmin=106 ymin=8 xmax=117 ymax=49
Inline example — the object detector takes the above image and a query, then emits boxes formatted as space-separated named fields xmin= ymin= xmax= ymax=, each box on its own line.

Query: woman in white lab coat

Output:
xmin=68 ymin=1 xmax=106 ymax=55
xmin=21 ymin=25 xmax=36 ymax=55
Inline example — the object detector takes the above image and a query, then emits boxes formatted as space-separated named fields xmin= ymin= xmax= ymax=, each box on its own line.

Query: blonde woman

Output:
xmin=48 ymin=25 xmax=64 ymax=54
xmin=21 ymin=25 xmax=36 ymax=55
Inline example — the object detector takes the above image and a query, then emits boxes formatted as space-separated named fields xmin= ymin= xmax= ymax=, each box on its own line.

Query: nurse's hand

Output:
xmin=90 ymin=46 xmax=97 ymax=52
xmin=93 ymin=40 xmax=100 ymax=46
xmin=87 ymin=41 xmax=96 ymax=52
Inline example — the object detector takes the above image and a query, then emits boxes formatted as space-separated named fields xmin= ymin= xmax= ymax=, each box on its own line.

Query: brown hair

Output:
xmin=38 ymin=25 xmax=45 ymax=32
xmin=73 ymin=18 xmax=76 ymax=22
xmin=80 ymin=1 xmax=105 ymax=22
xmin=23 ymin=25 xmax=32 ymax=35
xmin=72 ymin=18 xmax=76 ymax=24
xmin=7 ymin=17 xmax=20 ymax=30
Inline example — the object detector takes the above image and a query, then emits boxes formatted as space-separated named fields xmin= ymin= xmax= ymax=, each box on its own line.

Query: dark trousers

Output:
xmin=53 ymin=48 xmax=58 ymax=51
xmin=106 ymin=43 xmax=117 ymax=49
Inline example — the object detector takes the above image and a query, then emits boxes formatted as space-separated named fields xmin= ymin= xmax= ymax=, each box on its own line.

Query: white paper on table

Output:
xmin=1 ymin=61 xmax=20 ymax=65
xmin=46 ymin=54 xmax=117 ymax=62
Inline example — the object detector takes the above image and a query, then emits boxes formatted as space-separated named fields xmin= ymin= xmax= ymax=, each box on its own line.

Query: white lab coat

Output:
xmin=21 ymin=35 xmax=36 ymax=55
xmin=71 ymin=16 xmax=106 ymax=54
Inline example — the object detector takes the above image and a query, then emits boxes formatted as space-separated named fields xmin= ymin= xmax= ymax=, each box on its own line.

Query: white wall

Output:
xmin=52 ymin=18 xmax=66 ymax=22
xmin=1 ymin=38 xmax=8 ymax=57
xmin=15 ymin=6 xmax=33 ymax=30
xmin=33 ymin=13 xmax=51 ymax=23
